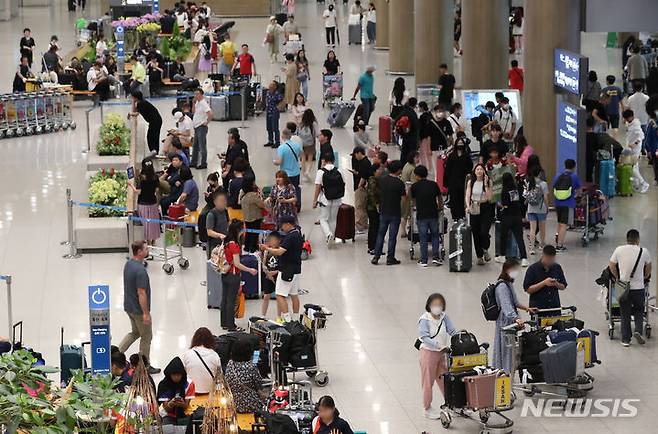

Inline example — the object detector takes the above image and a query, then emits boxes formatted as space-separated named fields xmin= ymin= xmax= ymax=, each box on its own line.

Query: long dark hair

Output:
xmin=140 ymin=159 xmax=156 ymax=181
xmin=301 ymin=109 xmax=317 ymax=135
xmin=498 ymin=258 xmax=520 ymax=282
xmin=392 ymin=77 xmax=405 ymax=105
xmin=226 ymin=219 xmax=244 ymax=245
xmin=501 ymin=172 xmax=516 ymax=194
xmin=468 ymin=162 xmax=487 ymax=188
xmin=526 ymin=154 xmax=543 ymax=179
xmin=326 ymin=50 xmax=336 ymax=61
xmin=514 ymin=135 xmax=528 ymax=158
xmin=318 ymin=395 xmax=340 ymax=418
xmin=526 ymin=165 xmax=541 ymax=191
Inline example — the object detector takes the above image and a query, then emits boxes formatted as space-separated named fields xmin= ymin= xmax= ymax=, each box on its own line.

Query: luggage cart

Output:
xmin=438 ymin=343 xmax=514 ymax=433
xmin=4 ymin=95 xmax=18 ymax=137
xmin=43 ymin=92 xmax=55 ymax=132
xmin=59 ymin=91 xmax=76 ymax=130
xmin=34 ymin=92 xmax=48 ymax=134
xmin=573 ymin=191 xmax=605 ymax=247
xmin=322 ymin=74 xmax=343 ymax=107
xmin=502 ymin=322 xmax=594 ymax=401
xmin=15 ymin=95 xmax=31 ymax=136
xmin=25 ymin=94 xmax=38 ymax=134
xmin=528 ymin=306 xmax=577 ymax=330
xmin=148 ymin=220 xmax=190 ymax=275
xmin=0 ymin=96 xmax=7 ymax=138
xmin=604 ymin=282 xmax=654 ymax=339
xmin=408 ymin=207 xmax=446 ymax=262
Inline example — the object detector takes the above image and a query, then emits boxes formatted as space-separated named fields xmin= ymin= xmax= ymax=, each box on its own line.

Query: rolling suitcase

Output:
xmin=435 ymin=156 xmax=448 ymax=194
xmin=464 ymin=370 xmax=507 ymax=410
xmin=548 ymin=329 xmax=577 ymax=344
xmin=348 ymin=18 xmax=361 ymax=45
xmin=519 ymin=329 xmax=549 ymax=366
xmin=240 ymin=254 xmax=260 ymax=299
xmin=60 ymin=327 xmax=86 ymax=386
xmin=228 ymin=92 xmax=243 ymax=120
xmin=327 ymin=101 xmax=355 ymax=128
xmin=448 ymin=220 xmax=472 ymax=272
xmin=378 ymin=116 xmax=393 ymax=144
xmin=210 ymin=95 xmax=229 ymax=121
xmin=598 ymin=159 xmax=616 ymax=197
xmin=443 ymin=369 xmax=477 ymax=409
xmin=207 ymin=261 xmax=222 ymax=309
xmin=539 ymin=341 xmax=577 ymax=384
xmin=334 ymin=203 xmax=356 ymax=242
xmin=616 ymin=164 xmax=633 ymax=196
xmin=577 ymin=329 xmax=599 ymax=366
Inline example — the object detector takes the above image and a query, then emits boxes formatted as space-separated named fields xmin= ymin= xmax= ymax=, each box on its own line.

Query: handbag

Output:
xmin=470 ymin=200 xmax=481 ymax=216
xmin=614 ymin=248 xmax=643 ymax=304
xmin=235 ymin=288 xmax=245 ymax=318
xmin=414 ymin=319 xmax=443 ymax=350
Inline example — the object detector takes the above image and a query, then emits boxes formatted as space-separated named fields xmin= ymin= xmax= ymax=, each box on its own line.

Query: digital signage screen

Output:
xmin=554 ymin=49 xmax=588 ymax=95
xmin=556 ymin=101 xmax=586 ymax=180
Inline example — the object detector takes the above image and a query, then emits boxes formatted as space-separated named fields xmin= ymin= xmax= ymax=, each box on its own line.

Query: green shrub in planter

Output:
xmin=88 ymin=169 xmax=128 ymax=217
xmin=97 ymin=113 xmax=130 ymax=156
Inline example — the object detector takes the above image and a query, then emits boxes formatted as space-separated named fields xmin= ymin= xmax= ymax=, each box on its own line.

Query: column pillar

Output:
xmin=461 ymin=0 xmax=509 ymax=88
xmin=374 ymin=0 xmax=389 ymax=50
xmin=388 ymin=0 xmax=414 ymax=75
xmin=523 ymin=0 xmax=581 ymax=180
xmin=414 ymin=0 xmax=453 ymax=85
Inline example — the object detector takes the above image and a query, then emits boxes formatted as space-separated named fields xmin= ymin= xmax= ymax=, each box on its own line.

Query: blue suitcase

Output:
xmin=548 ymin=329 xmax=577 ymax=344
xmin=241 ymin=254 xmax=260 ymax=299
xmin=577 ymin=329 xmax=600 ymax=367
xmin=598 ymin=159 xmax=616 ymax=197
xmin=539 ymin=341 xmax=577 ymax=383
xmin=60 ymin=327 xmax=87 ymax=386
xmin=207 ymin=260 xmax=222 ymax=309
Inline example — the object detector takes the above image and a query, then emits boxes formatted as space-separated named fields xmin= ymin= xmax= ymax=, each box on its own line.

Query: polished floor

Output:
xmin=0 ymin=1 xmax=657 ymax=433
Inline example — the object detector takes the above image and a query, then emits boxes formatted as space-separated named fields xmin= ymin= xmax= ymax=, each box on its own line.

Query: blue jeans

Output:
xmin=417 ymin=218 xmax=440 ymax=264
xmin=266 ymin=112 xmax=280 ymax=146
xmin=361 ymin=97 xmax=375 ymax=126
xmin=299 ymin=78 xmax=308 ymax=100
xmin=374 ymin=214 xmax=400 ymax=260
xmin=620 ymin=288 xmax=645 ymax=343
xmin=366 ymin=21 xmax=376 ymax=43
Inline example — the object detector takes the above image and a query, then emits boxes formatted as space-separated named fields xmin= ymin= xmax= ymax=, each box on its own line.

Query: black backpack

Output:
xmin=265 ymin=412 xmax=300 ymax=434
xmin=553 ymin=172 xmax=573 ymax=201
xmin=481 ymin=280 xmax=504 ymax=321
xmin=450 ymin=331 xmax=480 ymax=355
xmin=321 ymin=167 xmax=345 ymax=200
xmin=471 ymin=113 xmax=489 ymax=141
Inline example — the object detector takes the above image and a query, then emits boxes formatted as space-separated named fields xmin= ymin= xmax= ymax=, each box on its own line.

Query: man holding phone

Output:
xmin=523 ymin=245 xmax=568 ymax=313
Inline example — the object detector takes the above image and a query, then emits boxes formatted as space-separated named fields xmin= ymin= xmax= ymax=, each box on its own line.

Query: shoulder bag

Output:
xmin=193 ymin=349 xmax=215 ymax=380
xmin=614 ymin=248 xmax=643 ymax=304
xmin=414 ymin=319 xmax=444 ymax=350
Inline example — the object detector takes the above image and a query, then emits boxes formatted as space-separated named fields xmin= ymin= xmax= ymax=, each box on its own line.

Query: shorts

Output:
xmin=275 ymin=273 xmax=300 ymax=297
xmin=302 ymin=145 xmax=316 ymax=160
xmin=262 ymin=272 xmax=275 ymax=295
xmin=608 ymin=114 xmax=620 ymax=129
xmin=555 ymin=206 xmax=573 ymax=225
xmin=527 ymin=212 xmax=547 ymax=221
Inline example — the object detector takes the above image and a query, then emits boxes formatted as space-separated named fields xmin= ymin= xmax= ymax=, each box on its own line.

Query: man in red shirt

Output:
xmin=508 ymin=60 xmax=524 ymax=92
xmin=233 ymin=43 xmax=257 ymax=80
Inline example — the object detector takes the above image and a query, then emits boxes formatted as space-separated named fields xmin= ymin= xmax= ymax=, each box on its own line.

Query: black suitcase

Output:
xmin=290 ymin=344 xmax=316 ymax=368
xmin=60 ymin=327 xmax=87 ymax=386
xmin=519 ymin=364 xmax=545 ymax=383
xmin=443 ymin=369 xmax=477 ymax=409
xmin=520 ymin=329 xmax=549 ymax=366
xmin=449 ymin=220 xmax=472 ymax=272
xmin=228 ymin=93 xmax=243 ymax=120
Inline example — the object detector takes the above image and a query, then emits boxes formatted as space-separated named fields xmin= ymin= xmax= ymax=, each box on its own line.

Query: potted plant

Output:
xmin=97 ymin=113 xmax=131 ymax=156
xmin=88 ymin=169 xmax=128 ymax=217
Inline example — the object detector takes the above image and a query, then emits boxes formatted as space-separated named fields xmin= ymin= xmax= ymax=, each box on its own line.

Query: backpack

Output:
xmin=553 ymin=172 xmax=573 ymax=201
xmin=395 ymin=116 xmax=410 ymax=134
xmin=471 ymin=113 xmax=488 ymax=140
xmin=321 ymin=167 xmax=345 ymax=200
xmin=481 ymin=280 xmax=505 ymax=321
xmin=525 ymin=183 xmax=543 ymax=207
xmin=222 ymin=43 xmax=235 ymax=65
xmin=210 ymin=242 xmax=231 ymax=274
xmin=264 ymin=412 xmax=300 ymax=434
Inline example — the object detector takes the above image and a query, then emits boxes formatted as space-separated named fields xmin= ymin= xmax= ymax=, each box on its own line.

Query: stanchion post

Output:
xmin=85 ymin=107 xmax=91 ymax=152
xmin=2 ymin=275 xmax=12 ymax=340
xmin=63 ymin=188 xmax=82 ymax=259
xmin=240 ymin=87 xmax=248 ymax=129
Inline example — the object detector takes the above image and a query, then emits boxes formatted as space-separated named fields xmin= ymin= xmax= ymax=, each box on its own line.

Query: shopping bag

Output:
xmin=235 ymin=288 xmax=245 ymax=319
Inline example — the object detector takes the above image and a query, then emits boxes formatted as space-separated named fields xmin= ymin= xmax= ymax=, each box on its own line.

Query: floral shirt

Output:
xmin=224 ymin=360 xmax=263 ymax=413
xmin=266 ymin=90 xmax=283 ymax=116
xmin=269 ymin=184 xmax=298 ymax=229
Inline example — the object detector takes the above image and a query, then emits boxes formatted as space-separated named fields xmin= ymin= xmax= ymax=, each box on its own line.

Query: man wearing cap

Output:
xmin=350 ymin=146 xmax=371 ymax=233
xmin=352 ymin=66 xmax=376 ymax=127
xmin=260 ymin=215 xmax=303 ymax=323
xmin=165 ymin=109 xmax=193 ymax=156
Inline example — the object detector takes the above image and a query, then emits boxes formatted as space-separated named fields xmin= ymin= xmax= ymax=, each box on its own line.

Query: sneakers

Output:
xmin=367 ymin=249 xmax=375 ymax=255
xmin=640 ymin=183 xmax=650 ymax=193
xmin=483 ymin=251 xmax=492 ymax=262
xmin=555 ymin=245 xmax=567 ymax=253
xmin=554 ymin=233 xmax=559 ymax=244
xmin=494 ymin=256 xmax=505 ymax=263
xmin=326 ymin=233 xmax=334 ymax=248
xmin=529 ymin=248 xmax=535 ymax=256
xmin=634 ymin=332 xmax=646 ymax=345
xmin=147 ymin=366 xmax=161 ymax=375
xmin=621 ymin=341 xmax=630 ymax=347
xmin=521 ymin=258 xmax=529 ymax=267
xmin=418 ymin=261 xmax=428 ymax=268
xmin=432 ymin=257 xmax=443 ymax=266
xmin=371 ymin=256 xmax=380 ymax=265
xmin=424 ymin=407 xmax=441 ymax=420
xmin=386 ymin=258 xmax=401 ymax=265
xmin=477 ymin=257 xmax=486 ymax=265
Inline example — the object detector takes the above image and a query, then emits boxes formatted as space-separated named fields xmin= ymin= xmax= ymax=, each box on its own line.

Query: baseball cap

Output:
xmin=173 ymin=111 xmax=183 ymax=121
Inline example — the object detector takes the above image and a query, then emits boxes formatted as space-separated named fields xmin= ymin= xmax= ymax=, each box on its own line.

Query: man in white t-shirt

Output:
xmin=609 ymin=229 xmax=652 ymax=347
xmin=448 ymin=102 xmax=468 ymax=140
xmin=164 ymin=110 xmax=193 ymax=155
xmin=312 ymin=152 xmax=344 ymax=248
xmin=86 ymin=61 xmax=110 ymax=101
xmin=191 ymin=88 xmax=213 ymax=169
xmin=493 ymin=96 xmax=517 ymax=145
xmin=626 ymin=82 xmax=650 ymax=132
xmin=322 ymin=4 xmax=337 ymax=47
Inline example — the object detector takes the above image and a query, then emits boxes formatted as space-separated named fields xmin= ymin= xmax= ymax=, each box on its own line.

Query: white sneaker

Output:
xmin=521 ymin=258 xmax=529 ymax=267
xmin=326 ymin=234 xmax=332 ymax=248
xmin=424 ymin=407 xmax=441 ymax=420
xmin=494 ymin=256 xmax=505 ymax=263
xmin=641 ymin=183 xmax=650 ymax=193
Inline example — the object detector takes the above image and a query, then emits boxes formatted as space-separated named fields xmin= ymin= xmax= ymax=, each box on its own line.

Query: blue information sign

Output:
xmin=88 ymin=285 xmax=111 ymax=375
xmin=554 ymin=49 xmax=588 ymax=95
xmin=115 ymin=25 xmax=125 ymax=60
xmin=153 ymin=0 xmax=159 ymax=13
xmin=556 ymin=101 xmax=586 ymax=180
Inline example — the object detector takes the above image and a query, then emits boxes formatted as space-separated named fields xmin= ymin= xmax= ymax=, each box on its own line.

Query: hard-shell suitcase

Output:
xmin=449 ymin=220 xmax=472 ymax=272
xmin=378 ymin=116 xmax=393 ymax=144
xmin=436 ymin=156 xmax=448 ymax=194
xmin=334 ymin=203 xmax=356 ymax=242
xmin=577 ymin=329 xmax=599 ymax=366
xmin=207 ymin=261 xmax=222 ymax=309
xmin=598 ymin=159 xmax=616 ymax=197
xmin=240 ymin=254 xmax=260 ymax=299
xmin=60 ymin=328 xmax=86 ymax=386
xmin=617 ymin=164 xmax=633 ymax=196
xmin=464 ymin=370 xmax=508 ymax=410
xmin=443 ymin=369 xmax=478 ymax=409
xmin=548 ymin=329 xmax=577 ymax=344
xmin=539 ymin=341 xmax=577 ymax=384
xmin=229 ymin=92 xmax=243 ymax=120
xmin=327 ymin=101 xmax=355 ymax=128
xmin=210 ymin=95 xmax=229 ymax=121
xmin=348 ymin=23 xmax=361 ymax=45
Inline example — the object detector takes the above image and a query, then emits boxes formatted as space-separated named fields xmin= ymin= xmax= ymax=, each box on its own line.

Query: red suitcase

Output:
xmin=378 ymin=116 xmax=393 ymax=145
xmin=167 ymin=203 xmax=186 ymax=221
xmin=436 ymin=156 xmax=448 ymax=194
xmin=334 ymin=204 xmax=356 ymax=242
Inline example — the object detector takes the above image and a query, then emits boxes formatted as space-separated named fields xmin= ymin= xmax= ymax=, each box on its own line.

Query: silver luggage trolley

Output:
xmin=25 ymin=93 xmax=38 ymax=135
xmin=322 ymin=74 xmax=343 ymax=107
xmin=502 ymin=321 xmax=594 ymax=401
xmin=34 ymin=92 xmax=49 ymax=134
xmin=604 ymin=282 xmax=654 ymax=339
xmin=4 ymin=95 xmax=18 ymax=137
xmin=15 ymin=95 xmax=31 ymax=136
xmin=59 ymin=91 xmax=76 ymax=130
xmin=43 ymin=92 xmax=56 ymax=132
xmin=0 ymin=95 xmax=8 ymax=138
xmin=147 ymin=219 xmax=190 ymax=275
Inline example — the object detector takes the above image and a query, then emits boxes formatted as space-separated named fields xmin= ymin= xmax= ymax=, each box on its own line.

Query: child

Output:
xmin=156 ymin=357 xmax=195 ymax=426
xmin=261 ymin=232 xmax=281 ymax=317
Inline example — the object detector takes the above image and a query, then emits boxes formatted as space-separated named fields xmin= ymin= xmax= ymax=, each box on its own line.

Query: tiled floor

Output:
xmin=0 ymin=1 xmax=657 ymax=433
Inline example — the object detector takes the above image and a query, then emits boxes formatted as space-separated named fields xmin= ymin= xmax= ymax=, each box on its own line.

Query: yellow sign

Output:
xmin=495 ymin=375 xmax=511 ymax=409
xmin=450 ymin=353 xmax=488 ymax=371
xmin=539 ymin=315 xmax=573 ymax=328
xmin=577 ymin=337 xmax=591 ymax=365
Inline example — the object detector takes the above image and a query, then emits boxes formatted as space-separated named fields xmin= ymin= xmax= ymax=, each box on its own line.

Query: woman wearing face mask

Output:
xmin=465 ymin=163 xmax=493 ymax=265
xmin=492 ymin=259 xmax=536 ymax=375
xmin=417 ymin=293 xmax=457 ymax=420
xmin=424 ymin=105 xmax=453 ymax=177
xmin=443 ymin=137 xmax=473 ymax=221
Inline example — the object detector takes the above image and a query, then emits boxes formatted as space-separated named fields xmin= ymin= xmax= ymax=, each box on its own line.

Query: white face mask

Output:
xmin=508 ymin=269 xmax=520 ymax=280
xmin=430 ymin=306 xmax=443 ymax=316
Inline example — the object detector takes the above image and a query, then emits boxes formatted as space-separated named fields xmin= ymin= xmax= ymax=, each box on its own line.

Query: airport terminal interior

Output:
xmin=0 ymin=0 xmax=658 ymax=433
